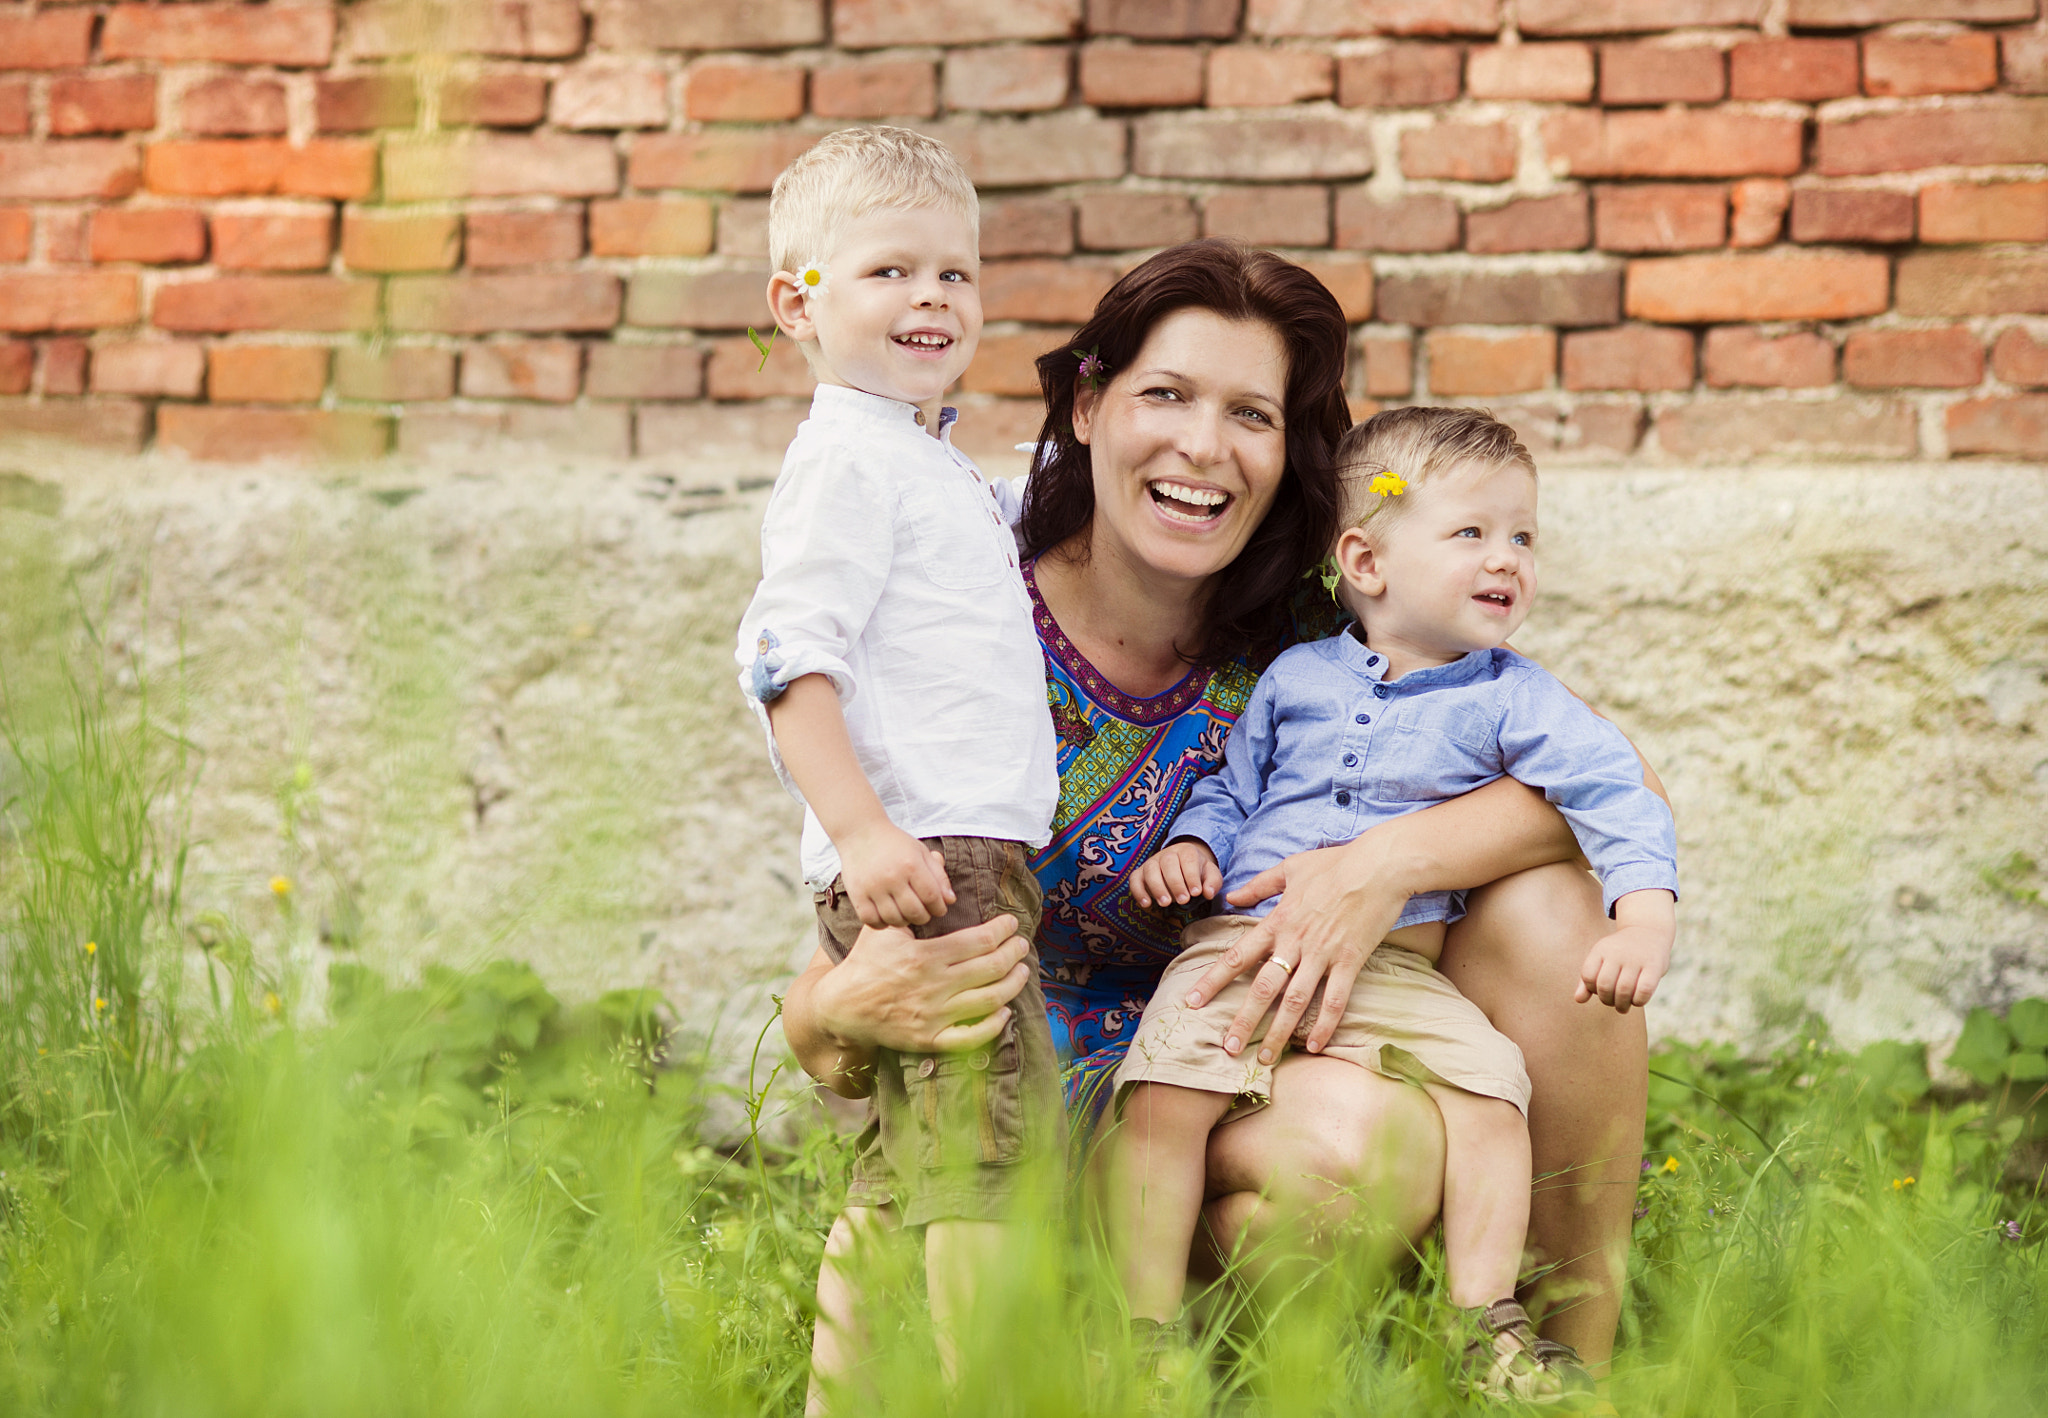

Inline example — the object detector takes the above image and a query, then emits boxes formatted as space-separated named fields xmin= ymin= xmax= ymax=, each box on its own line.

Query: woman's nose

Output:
xmin=1179 ymin=405 xmax=1227 ymax=466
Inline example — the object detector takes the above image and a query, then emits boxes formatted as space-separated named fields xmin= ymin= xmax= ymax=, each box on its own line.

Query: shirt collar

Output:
xmin=808 ymin=383 xmax=958 ymax=439
xmin=1335 ymin=622 xmax=1496 ymax=688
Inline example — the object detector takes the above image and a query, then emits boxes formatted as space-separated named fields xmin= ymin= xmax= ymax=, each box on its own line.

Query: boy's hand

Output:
xmin=1576 ymin=888 xmax=1674 ymax=1013
xmin=838 ymin=822 xmax=954 ymax=929
xmin=1132 ymin=840 xmax=1222 ymax=909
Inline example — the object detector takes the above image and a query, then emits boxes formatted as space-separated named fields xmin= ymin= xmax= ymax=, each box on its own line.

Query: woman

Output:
xmin=784 ymin=240 xmax=1659 ymax=1382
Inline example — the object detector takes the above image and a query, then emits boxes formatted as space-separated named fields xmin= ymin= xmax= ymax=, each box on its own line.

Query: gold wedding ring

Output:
xmin=1268 ymin=956 xmax=1297 ymax=975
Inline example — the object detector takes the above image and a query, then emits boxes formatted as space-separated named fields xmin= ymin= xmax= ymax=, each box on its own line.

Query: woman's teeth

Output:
xmin=1148 ymin=481 xmax=1229 ymax=523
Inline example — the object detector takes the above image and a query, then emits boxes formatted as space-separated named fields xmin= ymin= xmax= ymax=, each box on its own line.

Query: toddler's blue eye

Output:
xmin=1456 ymin=527 xmax=1480 ymax=538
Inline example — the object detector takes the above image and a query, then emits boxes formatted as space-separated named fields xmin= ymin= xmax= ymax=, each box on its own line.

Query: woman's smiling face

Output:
xmin=1072 ymin=307 xmax=1291 ymax=591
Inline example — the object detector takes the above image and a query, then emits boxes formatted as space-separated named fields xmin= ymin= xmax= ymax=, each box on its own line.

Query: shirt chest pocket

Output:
xmin=1371 ymin=705 xmax=1500 ymax=803
xmin=901 ymin=479 xmax=1007 ymax=591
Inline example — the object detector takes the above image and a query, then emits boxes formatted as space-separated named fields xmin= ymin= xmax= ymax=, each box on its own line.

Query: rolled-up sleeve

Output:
xmin=1170 ymin=673 xmax=1277 ymax=869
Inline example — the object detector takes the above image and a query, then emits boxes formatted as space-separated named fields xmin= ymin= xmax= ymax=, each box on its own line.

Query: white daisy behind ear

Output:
xmin=795 ymin=262 xmax=829 ymax=298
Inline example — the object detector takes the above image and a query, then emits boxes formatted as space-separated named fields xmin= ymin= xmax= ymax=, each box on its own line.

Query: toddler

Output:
xmin=1110 ymin=406 xmax=1677 ymax=1404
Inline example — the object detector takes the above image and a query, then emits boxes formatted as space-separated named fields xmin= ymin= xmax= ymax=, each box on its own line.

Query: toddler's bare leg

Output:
xmin=925 ymin=1218 xmax=1013 ymax=1384
xmin=807 ymin=1204 xmax=901 ymax=1416
xmin=1106 ymin=1081 xmax=1236 ymax=1321
xmin=1422 ymin=1083 xmax=1532 ymax=1309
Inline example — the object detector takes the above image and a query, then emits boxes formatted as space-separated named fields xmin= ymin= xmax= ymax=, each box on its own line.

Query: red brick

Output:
xmin=961 ymin=326 xmax=1074 ymax=397
xmin=90 ymin=208 xmax=207 ymax=264
xmin=1206 ymin=46 xmax=1333 ymax=106
xmin=1843 ymin=327 xmax=1983 ymax=388
xmin=461 ymin=340 xmax=581 ymax=402
xmin=1702 ymin=328 xmax=1836 ymax=389
xmin=145 ymin=141 xmax=376 ymax=200
xmin=1379 ymin=269 xmax=1620 ymax=326
xmin=590 ymin=198 xmax=715 ymax=258
xmin=0 ymin=207 xmax=27 ymax=263
xmin=1728 ymin=39 xmax=1860 ymax=101
xmin=1335 ymin=190 xmax=1459 ymax=251
xmin=0 ymin=340 xmax=27 ymax=394
xmin=683 ymin=62 xmax=806 ymax=122
xmin=1359 ymin=333 xmax=1412 ymax=396
xmin=836 ymin=0 xmax=1081 ymax=46
xmin=1918 ymin=181 xmax=2048 ymax=244
xmin=1246 ymin=0 xmax=1499 ymax=36
xmin=340 ymin=212 xmax=460 ymax=272
xmin=982 ymin=196 xmax=1075 ymax=256
xmin=1991 ymin=327 xmax=2048 ymax=387
xmin=103 ymin=5 xmax=336 ymax=66
xmin=44 ymin=210 xmax=88 ymax=264
xmin=211 ymin=211 xmax=334 ymax=272
xmin=1086 ymin=0 xmax=1242 ymax=36
xmin=593 ymin=0 xmax=825 ymax=49
xmin=1863 ymin=32 xmax=2000 ymax=97
xmin=1790 ymin=0 xmax=2031 ymax=18
xmin=1138 ymin=110 xmax=1374 ymax=180
xmin=1542 ymin=110 xmax=1803 ymax=179
xmin=622 ymin=268 xmax=768 ymax=329
xmin=0 ymin=398 xmax=147 ymax=450
xmin=90 ymin=340 xmax=206 ymax=398
xmin=584 ymin=342 xmax=706 ymax=400
xmin=440 ymin=70 xmax=551 ymax=128
xmin=811 ymin=58 xmax=939 ymax=117
xmin=0 ymin=7 xmax=93 ymax=69
xmin=1465 ymin=43 xmax=1593 ymax=101
xmin=1789 ymin=188 xmax=1914 ymax=245
xmin=1520 ymin=0 xmax=1763 ymax=33
xmin=181 ymin=76 xmax=288 ymax=137
xmin=1335 ymin=44 xmax=1462 ymax=106
xmin=629 ymin=131 xmax=820 ymax=195
xmin=947 ymin=44 xmax=1073 ymax=111
xmin=1729 ymin=177 xmax=1788 ymax=248
xmin=466 ymin=209 xmax=584 ymax=268
xmin=1561 ymin=325 xmax=1693 ymax=391
xmin=2006 ymin=30 xmax=2048 ymax=94
xmin=1466 ymin=192 xmax=1588 ymax=254
xmin=551 ymin=66 xmax=670 ymax=131
xmin=931 ymin=114 xmax=1131 ymax=187
xmin=705 ymin=331 xmax=815 ymax=398
xmin=154 ymin=277 xmax=376 ymax=333
xmin=982 ymin=258 xmax=1121 ymax=321
xmin=316 ymin=73 xmax=419 ymax=132
xmin=1897 ymin=251 xmax=2048 ymax=316
xmin=1625 ymin=253 xmax=1890 ymax=324
xmin=1562 ymin=402 xmax=1643 ymax=457
xmin=1594 ymin=185 xmax=1726 ymax=252
xmin=1655 ymin=396 xmax=1916 ymax=461
xmin=41 ymin=338 xmax=87 ymax=395
xmin=209 ymin=344 xmax=330 ymax=403
xmin=1400 ymin=122 xmax=1515 ymax=183
xmin=333 ymin=346 xmax=456 ymax=401
xmin=1425 ymin=329 xmax=1554 ymax=396
xmin=49 ymin=75 xmax=158 ymax=136
xmin=1078 ymin=43 xmax=1206 ymax=107
xmin=717 ymin=198 xmax=775 ymax=256
xmin=1599 ymin=45 xmax=1725 ymax=105
xmin=1946 ymin=396 xmax=2048 ymax=458
xmin=1203 ymin=185 xmax=1329 ymax=245
xmin=387 ymin=273 xmax=621 ymax=333
xmin=0 ymin=82 xmax=25 ymax=138
xmin=1077 ymin=190 xmax=1197 ymax=250
xmin=1297 ymin=255 xmax=1373 ymax=320
xmin=385 ymin=136 xmax=616 ymax=201
xmin=0 ymin=274 xmax=139 ymax=332
xmin=158 ymin=407 xmax=389 ymax=462
xmin=342 ymin=0 xmax=585 ymax=59
xmin=1818 ymin=100 xmax=2048 ymax=175
xmin=0 ymin=141 xmax=143 ymax=200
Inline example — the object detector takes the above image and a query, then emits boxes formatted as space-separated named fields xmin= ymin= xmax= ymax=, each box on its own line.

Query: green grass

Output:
xmin=0 ymin=651 xmax=2042 ymax=1415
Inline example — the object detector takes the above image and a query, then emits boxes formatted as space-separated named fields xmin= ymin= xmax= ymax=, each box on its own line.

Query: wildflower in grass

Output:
xmin=94 ymin=996 xmax=106 ymax=1012
xmin=270 ymin=876 xmax=292 ymax=898
xmin=1641 ymin=1157 xmax=1654 ymax=1173
xmin=263 ymin=991 xmax=281 ymax=1016
xmin=1661 ymin=1156 xmax=1679 ymax=1174
xmin=2003 ymin=1220 xmax=2023 ymax=1241
xmin=1892 ymin=1176 xmax=1916 ymax=1191
xmin=85 ymin=940 xmax=96 ymax=956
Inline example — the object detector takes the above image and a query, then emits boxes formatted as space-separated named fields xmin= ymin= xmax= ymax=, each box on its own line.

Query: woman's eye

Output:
xmin=1237 ymin=407 xmax=1272 ymax=425
xmin=1142 ymin=387 xmax=1182 ymax=401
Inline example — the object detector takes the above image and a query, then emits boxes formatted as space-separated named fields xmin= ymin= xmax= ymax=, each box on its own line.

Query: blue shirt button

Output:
xmin=1367 ymin=655 xmax=1379 ymax=667
xmin=1343 ymin=752 xmax=1357 ymax=767
xmin=1335 ymin=790 xmax=1351 ymax=807
xmin=1373 ymin=684 xmax=1389 ymax=699
xmin=1354 ymin=713 xmax=1369 ymax=724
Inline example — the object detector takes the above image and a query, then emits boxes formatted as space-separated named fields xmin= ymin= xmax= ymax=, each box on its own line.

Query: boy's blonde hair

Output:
xmin=767 ymin=126 xmax=980 ymax=275
xmin=1336 ymin=406 xmax=1536 ymax=534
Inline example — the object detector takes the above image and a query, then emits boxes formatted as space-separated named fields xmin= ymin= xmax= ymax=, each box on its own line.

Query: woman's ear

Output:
xmin=764 ymin=272 xmax=815 ymax=342
xmin=1334 ymin=526 xmax=1385 ymax=599
xmin=1070 ymin=379 xmax=1098 ymax=446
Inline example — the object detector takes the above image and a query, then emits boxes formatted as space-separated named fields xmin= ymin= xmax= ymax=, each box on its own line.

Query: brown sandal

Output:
xmin=1457 ymin=1299 xmax=1593 ymax=1405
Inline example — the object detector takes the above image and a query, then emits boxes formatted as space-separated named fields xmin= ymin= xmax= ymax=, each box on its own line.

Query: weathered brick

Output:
xmin=333 ymin=346 xmax=456 ymax=401
xmin=590 ymin=198 xmax=715 ymax=257
xmin=385 ymin=136 xmax=617 ymax=201
xmin=1519 ymin=0 xmax=1763 ymax=34
xmin=2006 ymin=30 xmax=2048 ymax=94
xmin=1245 ymin=0 xmax=1501 ymax=37
xmin=340 ymin=212 xmax=461 ymax=272
xmin=0 ymin=273 xmax=139 ymax=331
xmin=1789 ymin=0 xmax=2032 ymax=19
xmin=1655 ymin=396 xmax=1916 ymax=461
xmin=158 ymin=407 xmax=389 ymax=462
xmin=1078 ymin=43 xmax=1206 ymax=107
xmin=90 ymin=340 xmax=205 ymax=398
xmin=145 ymin=141 xmax=376 ymax=200
xmin=1334 ymin=190 xmax=1459 ymax=251
xmin=1465 ymin=43 xmax=1594 ymax=101
xmin=90 ymin=208 xmax=208 ymax=264
xmin=947 ymin=45 xmax=1073 ymax=111
xmin=629 ymin=131 xmax=820 ymax=194
xmin=1788 ymin=188 xmax=1913 ymax=245
xmin=344 ymin=0 xmax=584 ymax=59
xmin=1561 ymin=401 xmax=1643 ymax=457
xmin=316 ymin=73 xmax=419 ymax=132
xmin=0 ymin=207 xmax=27 ymax=263
xmin=1086 ymin=0 xmax=1243 ymax=37
xmin=683 ymin=62 xmax=806 ymax=122
xmin=1897 ymin=251 xmax=2048 ymax=316
xmin=1426 ymin=329 xmax=1554 ymax=396
xmin=44 ymin=211 xmax=88 ymax=264
xmin=1466 ymin=192 xmax=1588 ymax=253
xmin=1817 ymin=100 xmax=2048 ymax=175
xmin=1078 ymin=190 xmax=1198 ymax=249
xmin=835 ymin=0 xmax=1082 ymax=47
xmin=1561 ymin=325 xmax=1693 ymax=390
xmin=209 ymin=344 xmax=330 ymax=402
xmin=1842 ymin=327 xmax=1983 ymax=388
xmin=1625 ymin=253 xmax=1890 ymax=323
xmin=0 ymin=83 xmax=25 ymax=138
xmin=180 ymin=76 xmax=288 ymax=137
xmin=1335 ymin=45 xmax=1463 ymax=106
xmin=1400 ymin=122 xmax=1516 ymax=182
xmin=1135 ymin=111 xmax=1370 ymax=180
xmin=1203 ymin=185 xmax=1330 ymax=246
xmin=592 ymin=0 xmax=824 ymax=50
xmin=103 ymin=4 xmax=336 ymax=66
xmin=0 ymin=7 xmax=94 ymax=69
xmin=41 ymin=338 xmax=87 ymax=394
xmin=0 ymin=141 xmax=142 ymax=200
xmin=624 ymin=267 xmax=772 ymax=329
xmin=1918 ymin=181 xmax=2048 ymax=244
xmin=0 ymin=340 xmax=28 ymax=394
xmin=461 ymin=340 xmax=582 ymax=401
xmin=961 ymin=326 xmax=1074 ymax=397
xmin=466 ymin=209 xmax=584 ymax=267
xmin=982 ymin=258 xmax=1120 ymax=321
xmin=1359 ymin=333 xmax=1412 ymax=396
xmin=584 ymin=342 xmax=706 ymax=400
xmin=1378 ymin=269 xmax=1620 ymax=326
xmin=929 ymin=114 xmax=1130 ymax=187
xmin=811 ymin=58 xmax=938 ymax=117
xmin=705 ymin=332 xmax=815 ymax=398
xmin=982 ymin=196 xmax=1075 ymax=256
xmin=1946 ymin=396 xmax=2048 ymax=458
xmin=716 ymin=198 xmax=770 ymax=256
xmin=1542 ymin=110 xmax=1804 ymax=178
xmin=389 ymin=273 xmax=621 ymax=333
xmin=1728 ymin=38 xmax=1860 ymax=101
xmin=1990 ymin=327 xmax=2048 ymax=387
xmin=1702 ymin=327 xmax=1835 ymax=388
xmin=49 ymin=75 xmax=158 ymax=136
xmin=1864 ymin=32 xmax=1999 ymax=97
xmin=1594 ymin=185 xmax=1726 ymax=252
xmin=211 ymin=211 xmax=334 ymax=272
xmin=1599 ymin=44 xmax=1725 ymax=105
xmin=0 ymin=398 xmax=147 ymax=451
xmin=551 ymin=66 xmax=670 ymax=130
xmin=1297 ymin=255 xmax=1373 ymax=320
xmin=440 ymin=70 xmax=551 ymax=128
xmin=1729 ymin=177 xmax=1789 ymax=247
xmin=1206 ymin=46 xmax=1334 ymax=106
xmin=154 ymin=276 xmax=377 ymax=333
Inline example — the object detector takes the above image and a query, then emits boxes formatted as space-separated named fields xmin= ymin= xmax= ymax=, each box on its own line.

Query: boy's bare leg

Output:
xmin=1105 ymin=1081 xmax=1236 ymax=1321
xmin=808 ymin=1204 xmax=901 ymax=1416
xmin=1422 ymin=1082 xmax=1531 ymax=1309
xmin=924 ymin=1218 xmax=1014 ymax=1383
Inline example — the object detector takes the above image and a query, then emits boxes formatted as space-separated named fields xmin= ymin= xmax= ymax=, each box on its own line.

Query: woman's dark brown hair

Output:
xmin=1018 ymin=238 xmax=1351 ymax=666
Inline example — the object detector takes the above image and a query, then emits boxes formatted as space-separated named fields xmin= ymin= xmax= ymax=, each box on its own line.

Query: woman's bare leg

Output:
xmin=807 ymin=1204 xmax=900 ymax=1416
xmin=1440 ymin=862 xmax=1647 ymax=1373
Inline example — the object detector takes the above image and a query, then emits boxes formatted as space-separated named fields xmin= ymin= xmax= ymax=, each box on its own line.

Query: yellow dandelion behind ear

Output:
xmin=1369 ymin=471 xmax=1408 ymax=498
xmin=796 ymin=262 xmax=829 ymax=298
xmin=270 ymin=876 xmax=292 ymax=898
xmin=1661 ymin=1156 xmax=1680 ymax=1174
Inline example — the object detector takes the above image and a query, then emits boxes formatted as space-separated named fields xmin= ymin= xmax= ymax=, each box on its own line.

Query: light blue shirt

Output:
xmin=1172 ymin=626 xmax=1678 ymax=929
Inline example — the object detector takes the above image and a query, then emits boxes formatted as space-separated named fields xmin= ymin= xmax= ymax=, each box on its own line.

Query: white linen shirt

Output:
xmin=735 ymin=384 xmax=1058 ymax=889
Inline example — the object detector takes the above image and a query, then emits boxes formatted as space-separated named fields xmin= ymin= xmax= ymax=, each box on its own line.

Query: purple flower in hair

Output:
xmin=1075 ymin=346 xmax=1109 ymax=391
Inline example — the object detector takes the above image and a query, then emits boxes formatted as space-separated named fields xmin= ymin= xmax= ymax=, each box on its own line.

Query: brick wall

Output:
xmin=1 ymin=0 xmax=2045 ymax=465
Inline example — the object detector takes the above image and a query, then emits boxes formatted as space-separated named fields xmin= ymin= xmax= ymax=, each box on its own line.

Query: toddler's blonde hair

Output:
xmin=767 ymin=126 xmax=980 ymax=276
xmin=1336 ymin=406 xmax=1536 ymax=535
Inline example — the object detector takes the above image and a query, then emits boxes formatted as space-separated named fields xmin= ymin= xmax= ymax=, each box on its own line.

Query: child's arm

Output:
xmin=1132 ymin=839 xmax=1221 ymax=909
xmin=1577 ymin=888 xmax=1674 ymax=1013
xmin=767 ymin=674 xmax=953 ymax=929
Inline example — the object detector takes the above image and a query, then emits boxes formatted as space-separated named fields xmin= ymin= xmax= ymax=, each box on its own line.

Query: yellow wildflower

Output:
xmin=93 ymin=997 xmax=106 ymax=1012
xmin=270 ymin=876 xmax=292 ymax=897
xmin=1369 ymin=471 xmax=1408 ymax=498
xmin=263 ymin=991 xmax=281 ymax=1016
xmin=1892 ymin=1176 xmax=1915 ymax=1191
xmin=1661 ymin=1156 xmax=1680 ymax=1174
xmin=85 ymin=940 xmax=96 ymax=956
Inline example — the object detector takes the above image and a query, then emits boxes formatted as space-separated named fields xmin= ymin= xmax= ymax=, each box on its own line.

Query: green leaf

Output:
xmin=1853 ymin=1039 xmax=1930 ymax=1104
xmin=1948 ymin=1008 xmax=2014 ymax=1087
xmin=2007 ymin=997 xmax=2048 ymax=1049
xmin=2006 ymin=1050 xmax=2048 ymax=1082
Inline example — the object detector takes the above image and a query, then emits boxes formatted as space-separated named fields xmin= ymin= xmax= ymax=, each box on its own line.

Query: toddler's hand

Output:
xmin=838 ymin=823 xmax=954 ymax=929
xmin=1132 ymin=840 xmax=1222 ymax=909
xmin=1576 ymin=887 xmax=1674 ymax=1013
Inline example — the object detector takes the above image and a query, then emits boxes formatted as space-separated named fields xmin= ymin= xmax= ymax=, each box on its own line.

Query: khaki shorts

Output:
xmin=814 ymin=835 xmax=1064 ymax=1227
xmin=1113 ymin=914 xmax=1531 ymax=1121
